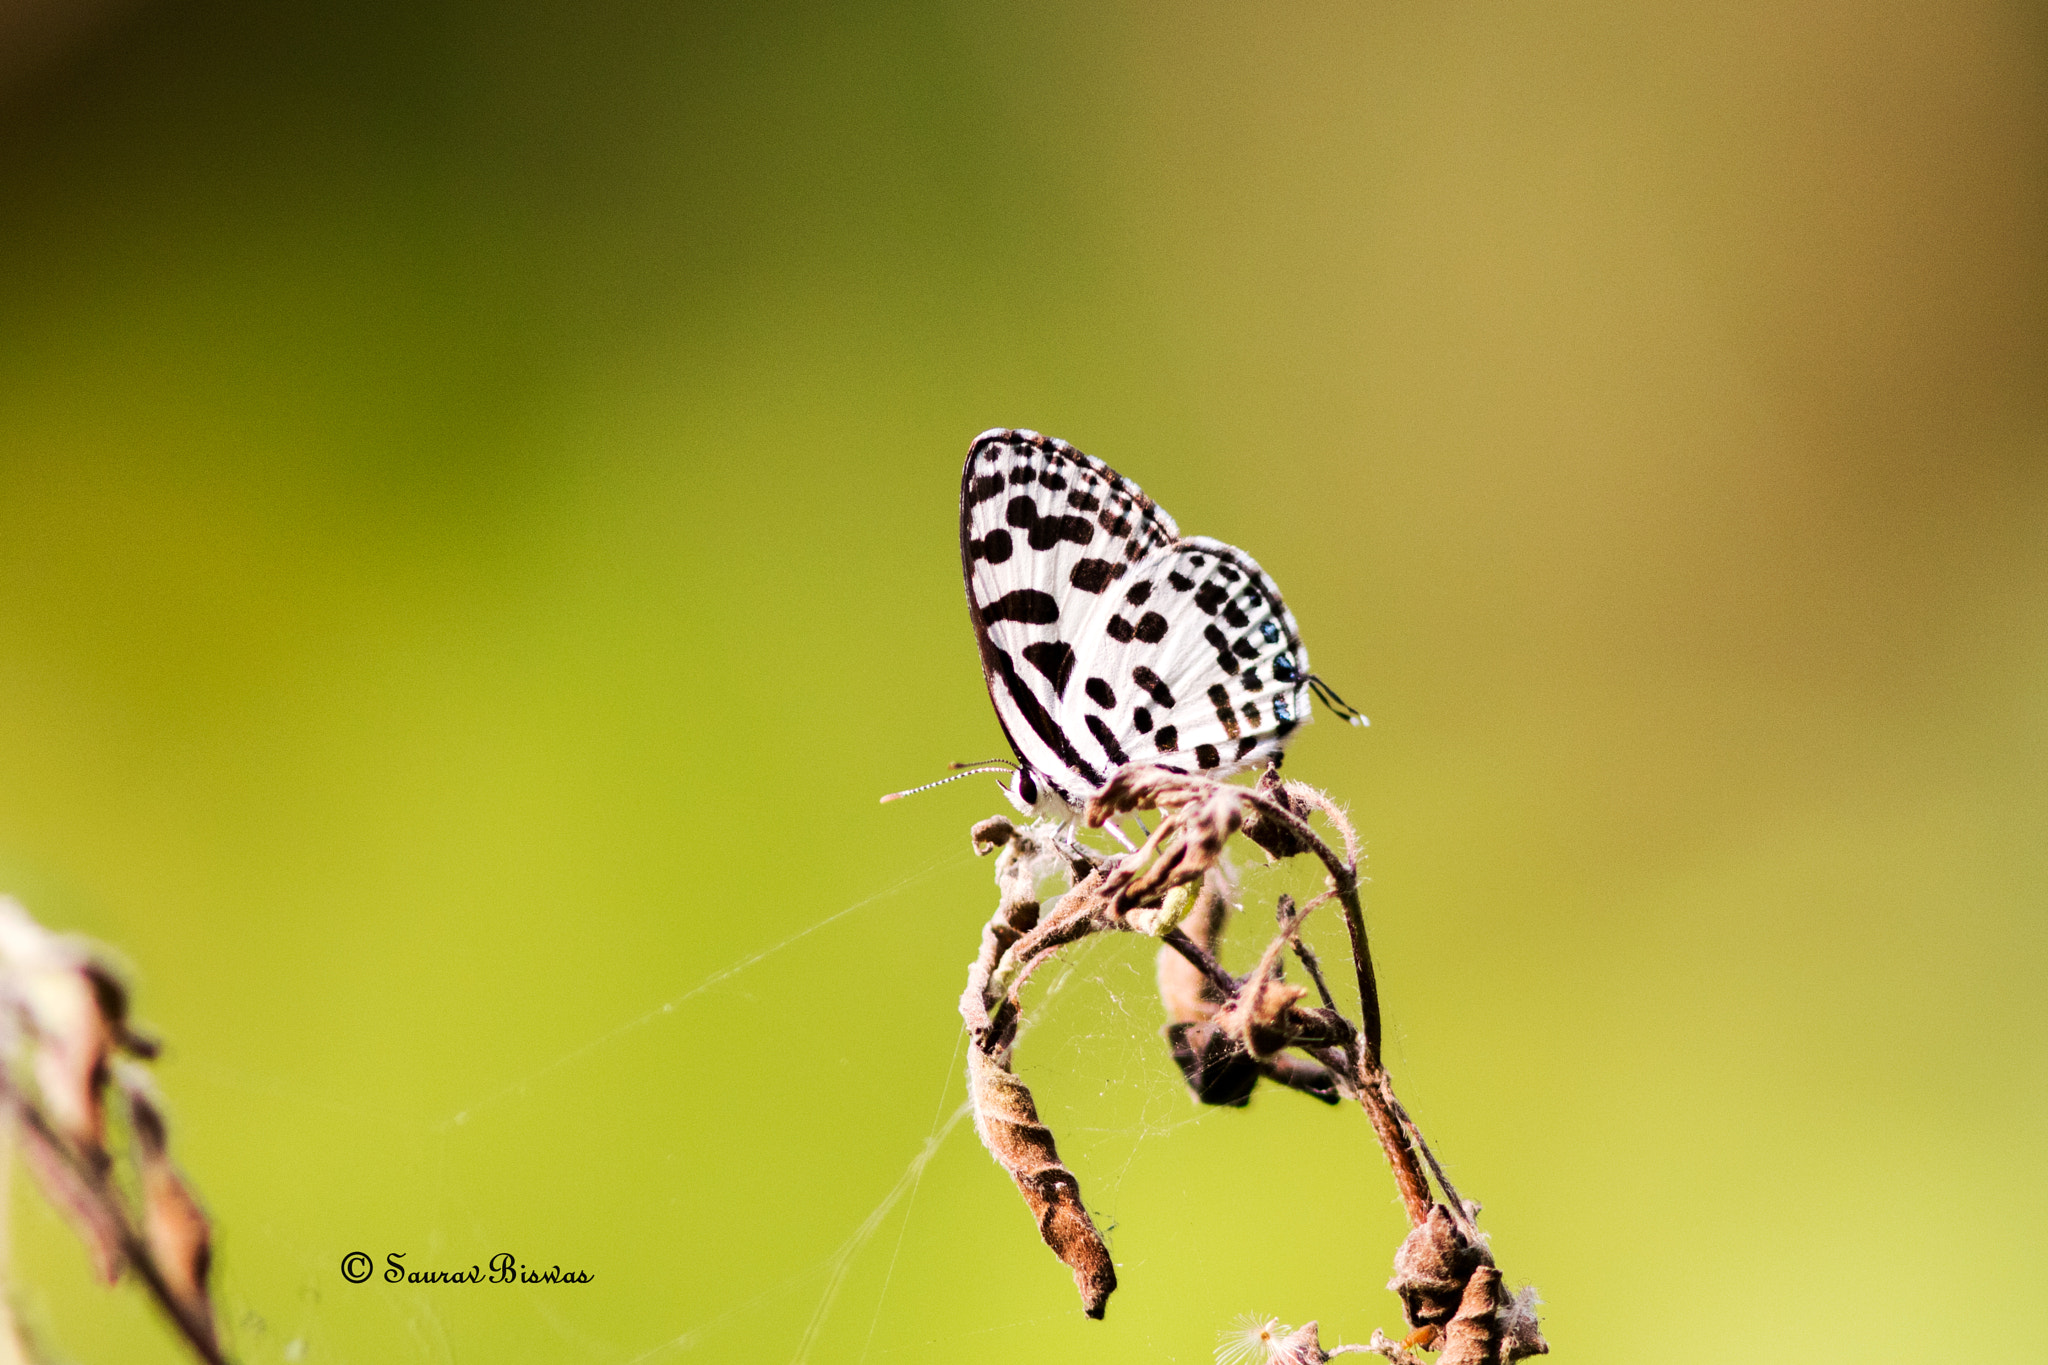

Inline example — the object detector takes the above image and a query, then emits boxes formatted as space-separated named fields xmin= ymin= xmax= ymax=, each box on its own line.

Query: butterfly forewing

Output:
xmin=960 ymin=430 xmax=1181 ymax=803
xmin=1062 ymin=536 xmax=1313 ymax=777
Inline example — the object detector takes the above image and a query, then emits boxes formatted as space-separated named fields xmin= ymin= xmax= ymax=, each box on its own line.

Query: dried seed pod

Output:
xmin=1385 ymin=1205 xmax=1545 ymax=1365
xmin=966 ymin=1047 xmax=1117 ymax=1317
xmin=1388 ymin=1204 xmax=1486 ymax=1331
xmin=1240 ymin=767 xmax=1317 ymax=860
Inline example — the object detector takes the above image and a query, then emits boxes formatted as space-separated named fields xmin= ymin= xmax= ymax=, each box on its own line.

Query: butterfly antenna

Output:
xmin=1307 ymin=675 xmax=1370 ymax=727
xmin=879 ymin=763 xmax=1016 ymax=804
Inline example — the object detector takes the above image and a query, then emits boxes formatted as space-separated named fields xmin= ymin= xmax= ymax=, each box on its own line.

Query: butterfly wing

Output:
xmin=959 ymin=429 xmax=1180 ymax=805
xmin=1059 ymin=535 xmax=1314 ymax=778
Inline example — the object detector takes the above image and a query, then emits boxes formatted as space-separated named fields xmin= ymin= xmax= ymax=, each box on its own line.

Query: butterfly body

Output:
xmin=961 ymin=429 xmax=1333 ymax=819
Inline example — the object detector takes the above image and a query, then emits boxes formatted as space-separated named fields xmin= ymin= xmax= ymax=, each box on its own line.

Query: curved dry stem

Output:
xmin=955 ymin=775 xmax=1543 ymax=1358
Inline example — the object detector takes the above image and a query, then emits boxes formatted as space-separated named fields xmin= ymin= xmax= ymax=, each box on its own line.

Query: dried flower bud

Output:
xmin=1217 ymin=976 xmax=1309 ymax=1059
xmin=1388 ymin=1204 xmax=1486 ymax=1330
xmin=1240 ymin=769 xmax=1317 ymax=861
xmin=1271 ymin=1320 xmax=1330 ymax=1364
xmin=1385 ymin=1205 xmax=1545 ymax=1365
xmin=1498 ymin=1286 xmax=1548 ymax=1362
xmin=1090 ymin=770 xmax=1245 ymax=912
xmin=971 ymin=816 xmax=1016 ymax=854
xmin=1218 ymin=1315 xmax=1331 ymax=1365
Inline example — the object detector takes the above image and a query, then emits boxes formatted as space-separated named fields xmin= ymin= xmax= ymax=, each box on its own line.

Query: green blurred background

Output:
xmin=1 ymin=1 xmax=2043 ymax=1361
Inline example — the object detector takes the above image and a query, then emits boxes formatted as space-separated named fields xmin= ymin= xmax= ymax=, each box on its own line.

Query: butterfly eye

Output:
xmin=1015 ymin=769 xmax=1039 ymax=806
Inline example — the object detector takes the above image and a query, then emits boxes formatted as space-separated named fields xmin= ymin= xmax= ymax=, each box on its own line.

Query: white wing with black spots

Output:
xmin=960 ymin=430 xmax=1180 ymax=804
xmin=958 ymin=428 xmax=1347 ymax=817
xmin=1056 ymin=535 xmax=1313 ymax=782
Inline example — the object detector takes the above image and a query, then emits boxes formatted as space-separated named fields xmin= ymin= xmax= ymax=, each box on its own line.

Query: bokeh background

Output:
xmin=1 ymin=2 xmax=2043 ymax=1361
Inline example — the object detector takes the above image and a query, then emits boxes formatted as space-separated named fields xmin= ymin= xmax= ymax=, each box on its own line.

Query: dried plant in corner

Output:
xmin=957 ymin=767 xmax=1547 ymax=1364
xmin=0 ymin=897 xmax=224 ymax=1365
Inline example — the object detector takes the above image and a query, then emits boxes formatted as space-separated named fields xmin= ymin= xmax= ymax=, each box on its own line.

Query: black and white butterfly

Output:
xmin=899 ymin=428 xmax=1362 ymax=825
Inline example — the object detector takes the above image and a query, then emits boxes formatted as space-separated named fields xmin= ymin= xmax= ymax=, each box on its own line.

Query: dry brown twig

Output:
xmin=0 ymin=897 xmax=225 ymax=1365
xmin=957 ymin=767 xmax=1547 ymax=1363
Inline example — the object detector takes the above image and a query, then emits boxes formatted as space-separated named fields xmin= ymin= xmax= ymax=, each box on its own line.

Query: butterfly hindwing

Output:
xmin=1062 ymin=536 xmax=1313 ymax=779
xmin=960 ymin=430 xmax=1180 ymax=803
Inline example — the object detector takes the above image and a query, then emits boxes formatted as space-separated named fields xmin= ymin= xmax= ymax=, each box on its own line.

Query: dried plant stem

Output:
xmin=955 ymin=772 xmax=1544 ymax=1361
xmin=1 ymin=1091 xmax=227 ymax=1365
xmin=0 ymin=897 xmax=226 ymax=1365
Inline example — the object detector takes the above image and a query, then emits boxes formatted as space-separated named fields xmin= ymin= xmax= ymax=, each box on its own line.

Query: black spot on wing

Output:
xmin=1133 ymin=612 xmax=1168 ymax=643
xmin=1194 ymin=582 xmax=1228 ymax=615
xmin=982 ymin=589 xmax=1059 ymax=625
xmin=1168 ymin=570 xmax=1194 ymax=591
xmin=1233 ymin=636 xmax=1258 ymax=660
xmin=1234 ymin=736 xmax=1258 ymax=760
xmin=1022 ymin=641 xmax=1076 ymax=696
xmin=1069 ymin=490 xmax=1099 ymax=513
xmin=1195 ymin=742 xmax=1221 ymax=770
xmin=1085 ymin=677 xmax=1116 ymax=708
xmin=1203 ymin=623 xmax=1240 ymax=674
xmin=1241 ymin=667 xmax=1262 ymax=691
xmin=1221 ymin=602 xmax=1249 ymax=629
xmin=1241 ymin=701 xmax=1261 ymax=726
xmin=1155 ymin=725 xmax=1179 ymax=753
xmin=1009 ymin=465 xmax=1036 ymax=486
xmin=1032 ymin=515 xmax=1093 ymax=550
xmin=1085 ymin=714 xmax=1130 ymax=765
xmin=1209 ymin=683 xmax=1241 ymax=740
xmin=1107 ymin=615 xmax=1135 ymax=643
xmin=967 ymin=474 xmax=1005 ymax=505
xmin=1133 ymin=706 xmax=1153 ymax=733
xmin=1132 ymin=666 xmax=1174 ymax=708
xmin=970 ymin=528 xmax=1013 ymax=564
xmin=1070 ymin=558 xmax=1117 ymax=593
xmin=1124 ymin=580 xmax=1152 ymax=605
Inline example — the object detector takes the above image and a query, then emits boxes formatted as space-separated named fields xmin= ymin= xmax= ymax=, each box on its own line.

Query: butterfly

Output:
xmin=886 ymin=429 xmax=1363 ymax=825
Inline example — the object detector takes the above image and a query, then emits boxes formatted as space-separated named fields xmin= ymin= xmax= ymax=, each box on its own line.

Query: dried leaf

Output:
xmin=966 ymin=1047 xmax=1116 ymax=1318
xmin=125 ymin=1085 xmax=216 ymax=1349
